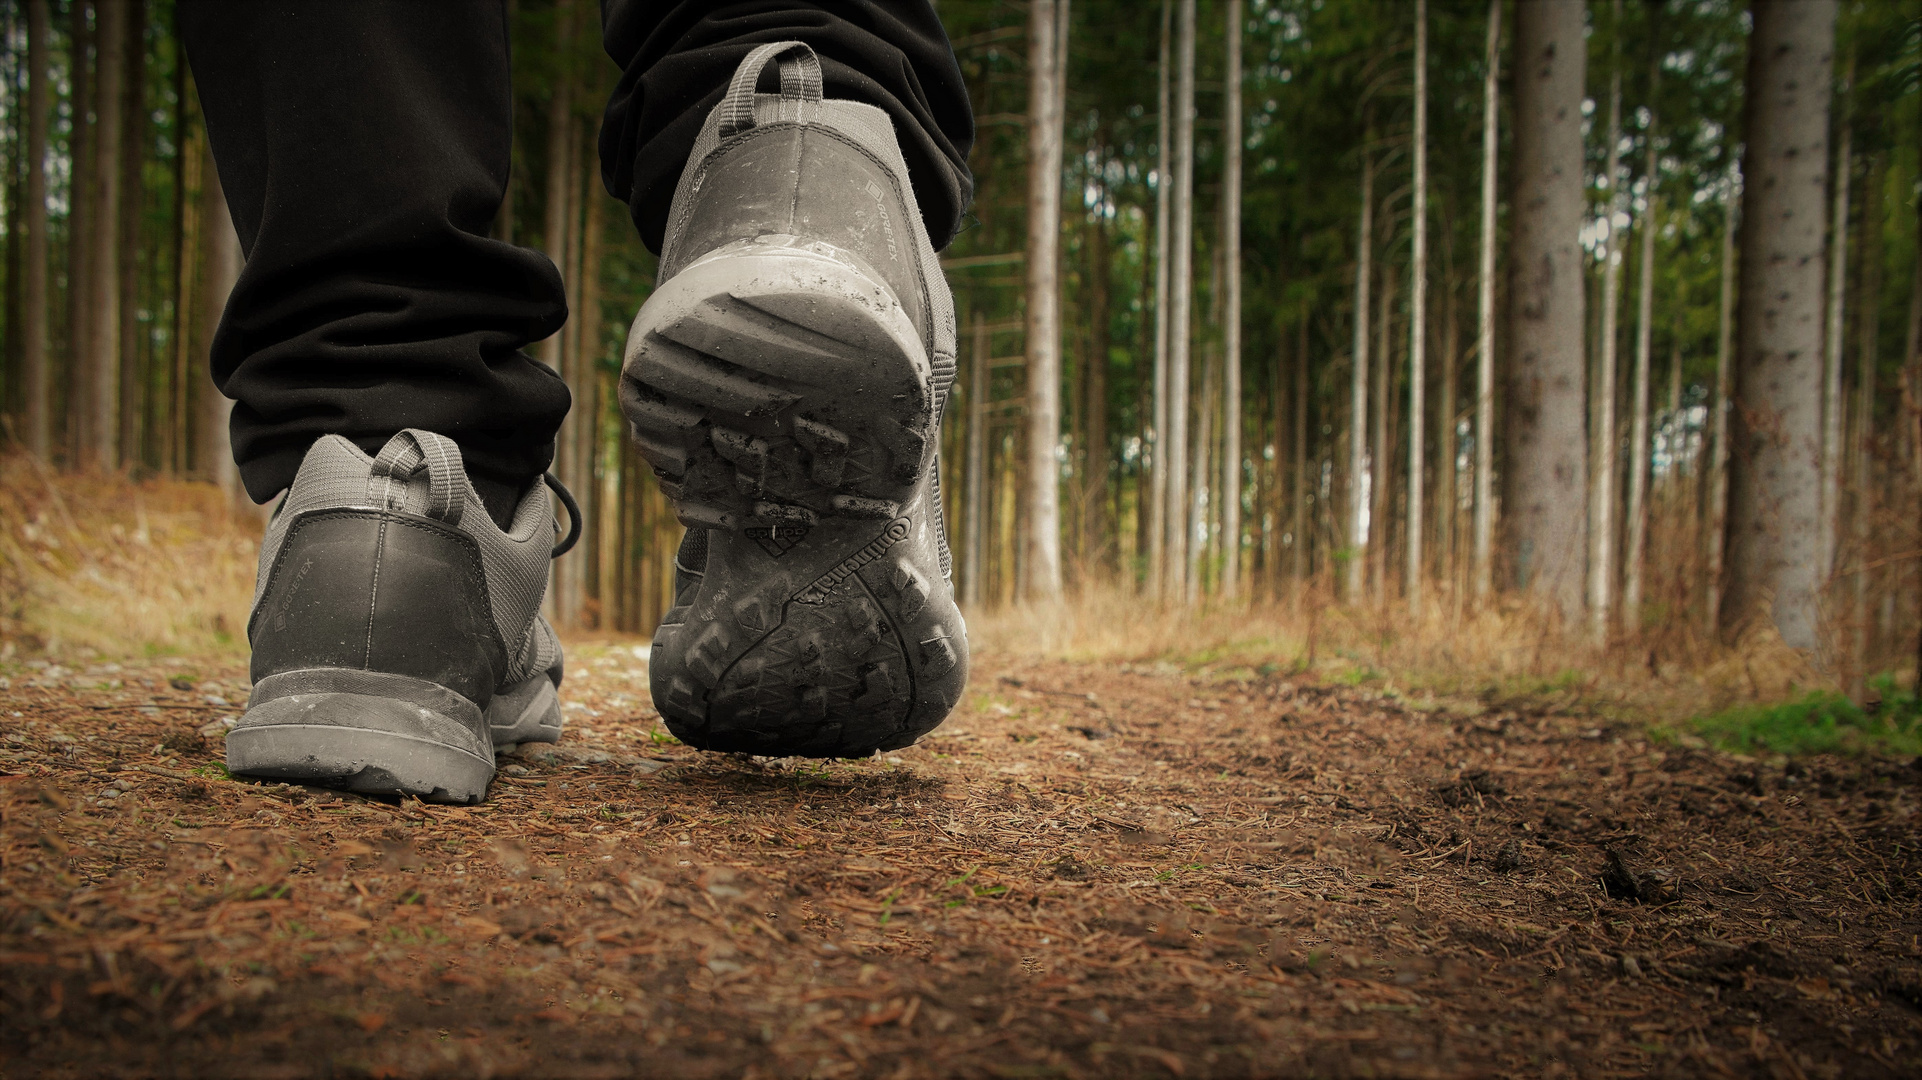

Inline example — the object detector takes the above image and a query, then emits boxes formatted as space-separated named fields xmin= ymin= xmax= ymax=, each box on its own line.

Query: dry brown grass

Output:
xmin=0 ymin=453 xmax=1842 ymax=734
xmin=0 ymin=453 xmax=259 ymax=661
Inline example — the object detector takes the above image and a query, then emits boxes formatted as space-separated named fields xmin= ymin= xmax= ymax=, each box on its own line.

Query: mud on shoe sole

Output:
xmin=622 ymin=236 xmax=968 ymax=757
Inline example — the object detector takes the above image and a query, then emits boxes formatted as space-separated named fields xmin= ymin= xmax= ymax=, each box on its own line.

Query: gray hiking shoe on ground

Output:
xmin=225 ymin=429 xmax=570 ymax=804
xmin=620 ymin=41 xmax=969 ymax=758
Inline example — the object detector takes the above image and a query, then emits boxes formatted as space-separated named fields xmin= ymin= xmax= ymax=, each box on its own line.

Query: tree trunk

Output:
xmin=66 ymin=0 xmax=93 ymax=466
xmin=1472 ymin=0 xmax=1500 ymax=600
xmin=83 ymin=0 xmax=126 ymax=471
xmin=1149 ymin=0 xmax=1172 ymax=599
xmin=1084 ymin=214 xmax=1110 ymax=576
xmin=1348 ymin=136 xmax=1374 ymax=604
xmin=1440 ymin=268 xmax=1459 ymax=590
xmin=1374 ymin=257 xmax=1394 ymax=602
xmin=1292 ymin=311 xmax=1309 ymax=595
xmin=964 ymin=312 xmax=989 ymax=607
xmin=1590 ymin=0 xmax=1624 ymax=641
xmin=1405 ymin=0 xmax=1429 ymax=617
xmin=196 ymin=154 xmax=240 ymax=497
xmin=1819 ymin=58 xmax=1854 ymax=588
xmin=1165 ymin=0 xmax=1196 ymax=602
xmin=1022 ymin=0 xmax=1064 ymax=600
xmin=1220 ymin=0 xmax=1243 ymax=600
xmin=574 ymin=151 xmax=605 ymax=627
xmin=22 ymin=0 xmax=51 ymax=458
xmin=1502 ymin=0 xmax=1588 ymax=626
xmin=1722 ymin=0 xmax=1837 ymax=650
xmin=117 ymin=0 xmax=146 ymax=468
xmin=1705 ymin=189 xmax=1736 ymax=637
xmin=1851 ymin=148 xmax=1885 ymax=695
xmin=1188 ymin=344 xmax=1216 ymax=602
xmin=1624 ymin=38 xmax=1661 ymax=633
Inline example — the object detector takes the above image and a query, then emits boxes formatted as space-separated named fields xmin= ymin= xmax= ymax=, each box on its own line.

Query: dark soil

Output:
xmin=3 ymin=648 xmax=1919 ymax=1078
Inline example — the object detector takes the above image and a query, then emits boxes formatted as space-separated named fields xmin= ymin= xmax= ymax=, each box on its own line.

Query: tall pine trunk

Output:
xmin=1373 ymin=258 xmax=1394 ymax=602
xmin=66 ymin=0 xmax=92 ymax=466
xmin=540 ymin=0 xmax=578 ymax=624
xmin=22 ymin=0 xmax=51 ymax=458
xmin=964 ymin=312 xmax=989 ymax=607
xmin=1850 ymin=147 xmax=1885 ymax=694
xmin=1220 ymin=0 xmax=1243 ymax=600
xmin=1405 ymin=0 xmax=1428 ymax=616
xmin=1503 ymin=0 xmax=1588 ymax=625
xmin=82 ymin=0 xmax=126 ymax=471
xmin=1472 ymin=0 xmax=1500 ymax=600
xmin=196 ymin=152 xmax=240 ymax=496
xmin=117 ymin=0 xmax=146 ymax=467
xmin=1083 ymin=215 xmax=1110 ymax=575
xmin=1722 ymin=0 xmax=1837 ymax=650
xmin=1148 ymin=0 xmax=1171 ymax=599
xmin=1624 ymin=34 xmax=1661 ymax=633
xmin=1819 ymin=59 xmax=1854 ymax=589
xmin=1165 ymin=0 xmax=1196 ymax=602
xmin=1590 ymin=0 xmax=1625 ymax=641
xmin=1022 ymin=0 xmax=1064 ymax=600
xmin=1347 ymin=136 xmax=1374 ymax=604
xmin=1705 ymin=190 xmax=1736 ymax=636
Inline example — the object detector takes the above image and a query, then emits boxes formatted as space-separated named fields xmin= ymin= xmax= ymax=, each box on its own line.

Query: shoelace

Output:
xmin=545 ymin=472 xmax=582 ymax=558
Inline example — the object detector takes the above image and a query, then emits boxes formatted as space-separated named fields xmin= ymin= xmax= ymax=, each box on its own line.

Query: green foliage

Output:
xmin=1690 ymin=675 xmax=1922 ymax=757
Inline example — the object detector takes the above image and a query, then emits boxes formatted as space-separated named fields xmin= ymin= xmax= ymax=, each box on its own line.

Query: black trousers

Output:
xmin=180 ymin=1 xmax=973 ymax=504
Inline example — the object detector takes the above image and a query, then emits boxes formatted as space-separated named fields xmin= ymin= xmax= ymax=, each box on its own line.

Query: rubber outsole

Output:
xmin=622 ymin=236 xmax=968 ymax=757
xmin=226 ymin=668 xmax=504 ymax=804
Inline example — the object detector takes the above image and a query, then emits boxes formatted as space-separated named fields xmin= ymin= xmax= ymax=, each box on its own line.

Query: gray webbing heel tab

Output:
xmin=718 ymin=41 xmax=824 ymax=138
xmin=369 ymin=428 xmax=465 ymax=526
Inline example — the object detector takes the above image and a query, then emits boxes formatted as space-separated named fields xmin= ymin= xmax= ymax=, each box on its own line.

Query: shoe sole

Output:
xmin=622 ymin=237 xmax=968 ymax=757
xmin=225 ymin=668 xmax=551 ymax=804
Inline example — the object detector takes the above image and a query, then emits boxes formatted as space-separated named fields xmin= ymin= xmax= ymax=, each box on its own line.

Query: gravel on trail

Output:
xmin=2 ymin=647 xmax=1919 ymax=1078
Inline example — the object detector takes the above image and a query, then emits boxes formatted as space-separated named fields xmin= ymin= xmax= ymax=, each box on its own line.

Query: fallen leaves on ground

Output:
xmin=2 ymin=646 xmax=1919 ymax=1078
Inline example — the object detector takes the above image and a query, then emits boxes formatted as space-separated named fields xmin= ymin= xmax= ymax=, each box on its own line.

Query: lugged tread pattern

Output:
xmin=624 ymin=241 xmax=964 ymax=757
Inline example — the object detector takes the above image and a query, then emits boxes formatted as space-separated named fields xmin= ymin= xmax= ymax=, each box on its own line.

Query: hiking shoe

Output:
xmin=225 ymin=430 xmax=572 ymax=804
xmin=620 ymin=41 xmax=968 ymax=757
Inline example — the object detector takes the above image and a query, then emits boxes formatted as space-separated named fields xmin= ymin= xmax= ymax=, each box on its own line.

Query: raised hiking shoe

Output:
xmin=225 ymin=430 xmax=573 ymax=804
xmin=620 ymin=41 xmax=968 ymax=758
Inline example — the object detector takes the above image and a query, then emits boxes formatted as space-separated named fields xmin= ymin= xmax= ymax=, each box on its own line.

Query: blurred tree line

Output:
xmin=0 ymin=0 xmax=1916 ymax=686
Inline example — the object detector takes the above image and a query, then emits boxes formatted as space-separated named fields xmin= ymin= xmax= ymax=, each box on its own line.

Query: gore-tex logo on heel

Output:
xmin=744 ymin=524 xmax=810 ymax=558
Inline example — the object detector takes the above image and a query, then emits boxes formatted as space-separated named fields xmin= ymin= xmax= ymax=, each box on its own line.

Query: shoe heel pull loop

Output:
xmin=369 ymin=429 xmax=465 ymax=527
xmin=718 ymin=41 xmax=824 ymax=139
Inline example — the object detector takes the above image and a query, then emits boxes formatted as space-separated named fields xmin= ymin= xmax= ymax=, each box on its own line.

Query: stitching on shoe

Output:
xmin=365 ymin=517 xmax=386 ymax=671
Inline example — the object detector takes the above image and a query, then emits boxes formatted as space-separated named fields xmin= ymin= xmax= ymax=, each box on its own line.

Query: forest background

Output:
xmin=0 ymin=0 xmax=1917 ymax=716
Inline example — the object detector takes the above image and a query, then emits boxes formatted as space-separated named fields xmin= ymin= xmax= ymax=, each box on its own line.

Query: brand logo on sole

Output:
xmin=744 ymin=524 xmax=810 ymax=558
xmin=794 ymin=518 xmax=911 ymax=604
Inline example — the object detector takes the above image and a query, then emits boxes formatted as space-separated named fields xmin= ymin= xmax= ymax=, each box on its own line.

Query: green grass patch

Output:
xmin=1690 ymin=675 xmax=1922 ymax=757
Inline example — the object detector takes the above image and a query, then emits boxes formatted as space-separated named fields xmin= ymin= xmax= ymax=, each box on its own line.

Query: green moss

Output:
xmin=1690 ymin=675 xmax=1922 ymax=757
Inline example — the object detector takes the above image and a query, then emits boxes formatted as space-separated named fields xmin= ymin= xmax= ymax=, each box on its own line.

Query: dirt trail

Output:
xmin=2 ymin=647 xmax=1919 ymax=1078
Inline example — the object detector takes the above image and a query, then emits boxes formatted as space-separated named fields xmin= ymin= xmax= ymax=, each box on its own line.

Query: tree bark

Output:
xmin=1722 ymin=0 xmax=1837 ymax=650
xmin=66 ymin=0 xmax=93 ymax=466
xmin=1405 ymin=0 xmax=1428 ymax=617
xmin=1348 ymin=136 xmax=1374 ymax=604
xmin=1292 ymin=311 xmax=1309 ymax=595
xmin=22 ymin=0 xmax=51 ymax=458
xmin=82 ymin=0 xmax=126 ymax=471
xmin=1590 ymin=0 xmax=1624 ymax=641
xmin=1374 ymin=257 xmax=1394 ymax=602
xmin=1022 ymin=0 xmax=1064 ymax=600
xmin=1705 ymin=188 xmax=1736 ymax=637
xmin=964 ymin=311 xmax=989 ymax=607
xmin=1220 ymin=0 xmax=1243 ymax=600
xmin=1165 ymin=0 xmax=1196 ymax=602
xmin=540 ymin=0 xmax=578 ymax=624
xmin=1188 ymin=344 xmax=1216 ymax=602
xmin=1502 ymin=0 xmax=1588 ymax=625
xmin=196 ymin=152 xmax=240 ymax=497
xmin=1149 ymin=0 xmax=1171 ymax=599
xmin=574 ymin=145 xmax=605 ymax=627
xmin=1624 ymin=35 xmax=1661 ymax=633
xmin=117 ymin=0 xmax=147 ymax=467
xmin=1850 ymin=148 xmax=1884 ymax=695
xmin=1472 ymin=0 xmax=1500 ymax=600
xmin=1084 ymin=213 xmax=1110 ymax=575
xmin=1819 ymin=57 xmax=1853 ymax=587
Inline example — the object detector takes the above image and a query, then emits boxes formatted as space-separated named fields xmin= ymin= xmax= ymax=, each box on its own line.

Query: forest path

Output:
xmin=2 ymin=647 xmax=1918 ymax=1078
